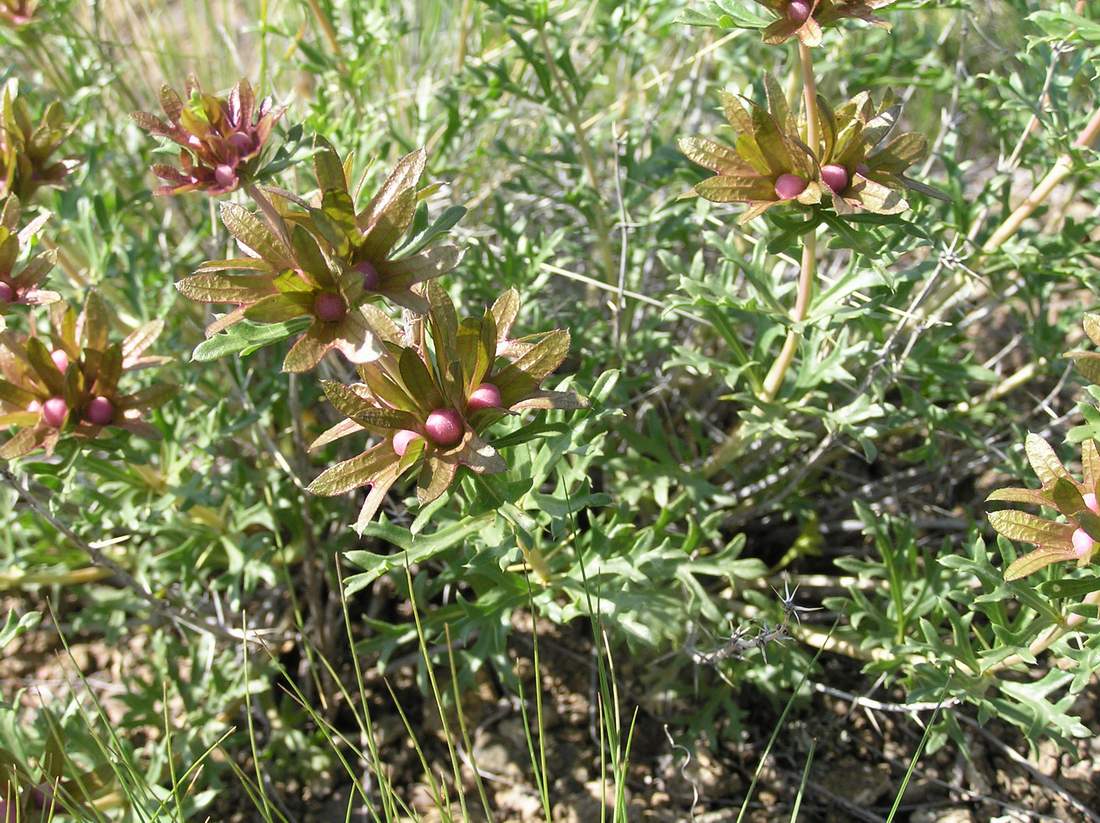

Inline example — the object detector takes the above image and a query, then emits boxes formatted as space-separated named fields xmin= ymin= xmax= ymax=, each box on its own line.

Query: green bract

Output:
xmin=0 ymin=79 xmax=74 ymax=201
xmin=679 ymin=77 xmax=823 ymax=224
xmin=307 ymin=284 xmax=585 ymax=532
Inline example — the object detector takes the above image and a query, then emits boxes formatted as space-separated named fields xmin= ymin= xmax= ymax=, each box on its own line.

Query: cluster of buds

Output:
xmin=131 ymin=77 xmax=284 ymax=196
xmin=681 ymin=78 xmax=944 ymax=223
xmin=0 ymin=195 xmax=59 ymax=326
xmin=0 ymin=294 xmax=174 ymax=459
xmin=176 ymin=139 xmax=461 ymax=371
xmin=751 ymin=0 xmax=897 ymax=46
xmin=308 ymin=285 xmax=585 ymax=530
xmin=132 ymin=78 xmax=585 ymax=529
xmin=0 ymin=80 xmax=75 ymax=201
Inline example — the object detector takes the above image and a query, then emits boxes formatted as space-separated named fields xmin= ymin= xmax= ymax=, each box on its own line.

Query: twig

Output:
xmin=1 ymin=467 xmax=266 ymax=646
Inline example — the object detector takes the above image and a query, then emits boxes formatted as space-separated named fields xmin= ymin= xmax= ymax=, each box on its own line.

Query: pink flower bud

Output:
xmin=774 ymin=173 xmax=807 ymax=200
xmin=27 ymin=400 xmax=40 ymax=413
xmin=425 ymin=409 xmax=464 ymax=447
xmin=821 ymin=164 xmax=850 ymax=194
xmin=1072 ymin=528 xmax=1094 ymax=558
xmin=313 ymin=292 xmax=347 ymax=323
xmin=468 ymin=383 xmax=503 ymax=410
xmin=392 ymin=429 xmax=421 ymax=457
xmin=86 ymin=395 xmax=114 ymax=426
xmin=787 ymin=0 xmax=812 ymax=22
xmin=41 ymin=397 xmax=68 ymax=428
xmin=51 ymin=349 xmax=69 ymax=373
xmin=228 ymin=132 xmax=254 ymax=154
xmin=214 ymin=164 xmax=237 ymax=188
xmin=355 ymin=261 xmax=381 ymax=291
xmin=1084 ymin=492 xmax=1099 ymax=514
xmin=0 ymin=282 xmax=13 ymax=303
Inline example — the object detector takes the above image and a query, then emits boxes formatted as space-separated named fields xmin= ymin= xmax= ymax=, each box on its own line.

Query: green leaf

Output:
xmin=190 ymin=318 xmax=311 ymax=362
xmin=343 ymin=514 xmax=495 ymax=594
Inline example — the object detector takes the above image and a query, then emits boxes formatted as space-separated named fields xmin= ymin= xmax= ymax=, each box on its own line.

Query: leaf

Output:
xmin=1025 ymin=433 xmax=1070 ymax=487
xmin=1004 ymin=547 xmax=1078 ymax=581
xmin=0 ymin=609 xmax=41 ymax=650
xmin=343 ymin=513 xmax=494 ymax=593
xmin=988 ymin=509 xmax=1073 ymax=546
xmin=190 ymin=318 xmax=311 ymax=362
xmin=308 ymin=442 xmax=396 ymax=496
xmin=220 ymin=202 xmax=293 ymax=269
xmin=1038 ymin=575 xmax=1100 ymax=600
xmin=177 ymin=272 xmax=277 ymax=303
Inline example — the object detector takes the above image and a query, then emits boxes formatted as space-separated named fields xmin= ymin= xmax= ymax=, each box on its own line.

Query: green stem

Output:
xmin=702 ymin=43 xmax=819 ymax=478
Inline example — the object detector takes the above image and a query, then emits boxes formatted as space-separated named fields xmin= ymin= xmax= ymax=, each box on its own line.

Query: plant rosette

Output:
xmin=307 ymin=284 xmax=586 ymax=532
xmin=132 ymin=76 xmax=284 ymax=196
xmin=986 ymin=435 xmax=1100 ymax=580
xmin=0 ymin=294 xmax=174 ymax=458
xmin=680 ymin=79 xmax=824 ymax=224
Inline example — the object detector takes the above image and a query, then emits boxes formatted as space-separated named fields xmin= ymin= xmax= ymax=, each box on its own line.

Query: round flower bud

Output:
xmin=1072 ymin=528 xmax=1094 ymax=559
xmin=313 ymin=292 xmax=347 ymax=323
xmin=821 ymin=164 xmax=850 ymax=194
xmin=425 ymin=409 xmax=464 ymax=447
xmin=774 ymin=173 xmax=808 ymax=201
xmin=356 ymin=260 xmax=381 ymax=291
xmin=468 ymin=383 xmax=503 ymax=411
xmin=392 ymin=429 xmax=422 ymax=457
xmin=0 ymin=281 xmax=13 ymax=303
xmin=1084 ymin=492 xmax=1099 ymax=514
xmin=214 ymin=164 xmax=237 ymax=188
xmin=41 ymin=397 xmax=68 ymax=428
xmin=86 ymin=395 xmax=114 ymax=426
xmin=787 ymin=0 xmax=812 ymax=22
xmin=51 ymin=349 xmax=69 ymax=373
xmin=228 ymin=132 xmax=254 ymax=154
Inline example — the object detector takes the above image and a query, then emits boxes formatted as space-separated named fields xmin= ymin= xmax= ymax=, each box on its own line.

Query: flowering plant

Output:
xmin=0 ymin=195 xmax=58 ymax=325
xmin=0 ymin=79 xmax=75 ymax=201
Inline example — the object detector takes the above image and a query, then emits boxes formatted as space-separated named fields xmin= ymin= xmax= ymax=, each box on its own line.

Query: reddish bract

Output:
xmin=821 ymin=164 xmax=850 ymax=194
xmin=314 ymin=292 xmax=347 ymax=323
xmin=392 ymin=429 xmax=421 ymax=457
xmin=86 ymin=396 xmax=114 ymax=426
xmin=774 ymin=173 xmax=808 ymax=200
xmin=0 ymin=281 xmax=12 ymax=303
xmin=468 ymin=383 xmax=503 ymax=410
xmin=41 ymin=397 xmax=67 ymax=428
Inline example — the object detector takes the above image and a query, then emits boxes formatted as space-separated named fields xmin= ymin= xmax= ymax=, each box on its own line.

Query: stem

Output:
xmin=982 ymin=105 xmax=1100 ymax=252
xmin=536 ymin=27 xmax=618 ymax=292
xmin=305 ymin=0 xmax=342 ymax=58
xmin=984 ymin=590 xmax=1100 ymax=676
xmin=703 ymin=43 xmax=819 ymax=479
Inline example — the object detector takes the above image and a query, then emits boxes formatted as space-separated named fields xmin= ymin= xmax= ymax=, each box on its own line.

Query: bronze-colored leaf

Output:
xmin=1004 ymin=546 xmax=1079 ymax=581
xmin=308 ymin=442 xmax=396 ymax=497
xmin=988 ymin=509 xmax=1073 ymax=546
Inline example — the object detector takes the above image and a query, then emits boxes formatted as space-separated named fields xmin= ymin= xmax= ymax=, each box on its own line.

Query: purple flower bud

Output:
xmin=787 ymin=0 xmax=812 ymax=22
xmin=214 ymin=164 xmax=237 ymax=189
xmin=86 ymin=395 xmax=114 ymax=426
xmin=313 ymin=292 xmax=347 ymax=323
xmin=1072 ymin=528 xmax=1094 ymax=559
xmin=468 ymin=383 xmax=503 ymax=410
xmin=392 ymin=429 xmax=421 ymax=457
xmin=51 ymin=349 xmax=69 ymax=373
xmin=774 ymin=173 xmax=808 ymax=200
xmin=355 ymin=261 xmax=381 ymax=291
xmin=425 ymin=409 xmax=464 ymax=447
xmin=0 ymin=282 xmax=13 ymax=303
xmin=228 ymin=132 xmax=254 ymax=154
xmin=42 ymin=397 xmax=68 ymax=428
xmin=821 ymin=164 xmax=850 ymax=194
